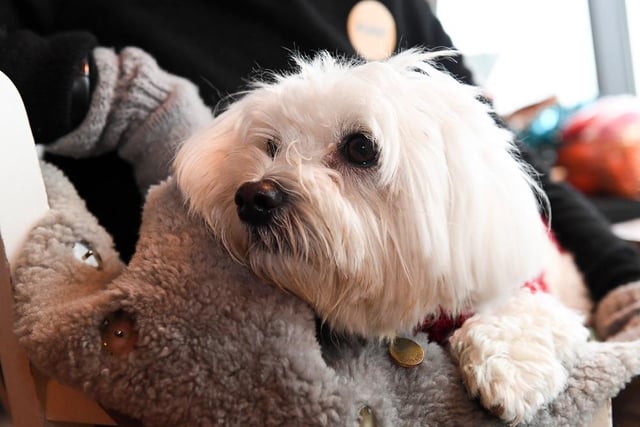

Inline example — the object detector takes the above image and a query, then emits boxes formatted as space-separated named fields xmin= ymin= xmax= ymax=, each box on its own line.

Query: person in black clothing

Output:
xmin=1 ymin=0 xmax=639 ymax=341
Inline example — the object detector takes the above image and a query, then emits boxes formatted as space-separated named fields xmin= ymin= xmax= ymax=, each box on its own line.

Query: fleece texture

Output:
xmin=47 ymin=47 xmax=212 ymax=193
xmin=11 ymin=162 xmax=640 ymax=426
xmin=595 ymin=281 xmax=640 ymax=341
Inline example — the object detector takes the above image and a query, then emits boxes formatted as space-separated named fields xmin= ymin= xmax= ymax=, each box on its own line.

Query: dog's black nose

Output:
xmin=235 ymin=179 xmax=284 ymax=225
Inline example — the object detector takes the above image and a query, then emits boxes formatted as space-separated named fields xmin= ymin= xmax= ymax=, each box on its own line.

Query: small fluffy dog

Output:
xmin=175 ymin=49 xmax=590 ymax=425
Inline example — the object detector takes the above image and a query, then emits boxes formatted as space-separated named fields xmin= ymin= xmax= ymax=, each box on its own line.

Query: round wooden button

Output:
xmin=101 ymin=310 xmax=138 ymax=356
xmin=347 ymin=0 xmax=397 ymax=60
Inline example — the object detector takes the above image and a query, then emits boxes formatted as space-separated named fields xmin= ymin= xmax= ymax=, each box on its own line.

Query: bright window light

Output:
xmin=628 ymin=0 xmax=640 ymax=91
xmin=436 ymin=0 xmax=598 ymax=116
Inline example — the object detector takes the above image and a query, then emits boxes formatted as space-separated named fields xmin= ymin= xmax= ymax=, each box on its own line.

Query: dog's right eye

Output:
xmin=341 ymin=133 xmax=378 ymax=167
xmin=266 ymin=139 xmax=279 ymax=159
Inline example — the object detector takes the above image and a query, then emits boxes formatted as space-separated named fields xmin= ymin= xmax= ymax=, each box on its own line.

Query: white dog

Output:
xmin=174 ymin=49 xmax=590 ymax=425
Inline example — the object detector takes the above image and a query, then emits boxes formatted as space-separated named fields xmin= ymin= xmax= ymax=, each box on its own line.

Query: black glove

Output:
xmin=0 ymin=29 xmax=97 ymax=143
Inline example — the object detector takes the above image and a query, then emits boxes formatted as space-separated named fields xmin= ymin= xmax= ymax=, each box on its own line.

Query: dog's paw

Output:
xmin=450 ymin=321 xmax=568 ymax=424
xmin=449 ymin=292 xmax=589 ymax=425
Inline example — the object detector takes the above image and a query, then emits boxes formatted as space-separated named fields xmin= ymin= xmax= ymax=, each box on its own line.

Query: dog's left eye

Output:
xmin=266 ymin=139 xmax=279 ymax=159
xmin=341 ymin=133 xmax=378 ymax=167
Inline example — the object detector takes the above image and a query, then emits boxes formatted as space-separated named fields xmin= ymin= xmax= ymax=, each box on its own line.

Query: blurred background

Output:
xmin=436 ymin=0 xmax=636 ymax=116
xmin=435 ymin=0 xmax=640 ymax=233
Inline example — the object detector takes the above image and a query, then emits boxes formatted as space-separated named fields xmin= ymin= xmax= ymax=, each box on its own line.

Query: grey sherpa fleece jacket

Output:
xmin=11 ymin=44 xmax=640 ymax=425
xmin=11 ymin=162 xmax=640 ymax=426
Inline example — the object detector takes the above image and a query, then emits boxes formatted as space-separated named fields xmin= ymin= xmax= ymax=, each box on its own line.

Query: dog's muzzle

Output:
xmin=234 ymin=179 xmax=284 ymax=226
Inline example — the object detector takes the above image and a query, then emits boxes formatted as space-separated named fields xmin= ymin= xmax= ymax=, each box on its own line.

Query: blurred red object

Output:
xmin=556 ymin=96 xmax=640 ymax=199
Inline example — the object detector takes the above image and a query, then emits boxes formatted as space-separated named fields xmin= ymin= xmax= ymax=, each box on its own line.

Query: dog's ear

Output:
xmin=439 ymin=106 xmax=550 ymax=308
xmin=382 ymin=51 xmax=551 ymax=310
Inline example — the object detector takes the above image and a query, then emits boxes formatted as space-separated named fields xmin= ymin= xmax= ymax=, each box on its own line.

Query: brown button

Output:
xmin=101 ymin=310 xmax=137 ymax=356
xmin=347 ymin=0 xmax=397 ymax=60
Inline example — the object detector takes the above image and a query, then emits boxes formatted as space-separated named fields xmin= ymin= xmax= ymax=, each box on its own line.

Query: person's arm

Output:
xmin=543 ymin=178 xmax=640 ymax=301
xmin=549 ymin=176 xmax=640 ymax=341
xmin=45 ymin=46 xmax=212 ymax=192
xmin=521 ymin=147 xmax=640 ymax=340
xmin=1 ymin=29 xmax=213 ymax=260
xmin=0 ymin=29 xmax=97 ymax=143
xmin=0 ymin=29 xmax=212 ymax=193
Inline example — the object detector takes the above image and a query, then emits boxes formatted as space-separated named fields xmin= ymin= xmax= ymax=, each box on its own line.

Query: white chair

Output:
xmin=0 ymin=70 xmax=115 ymax=426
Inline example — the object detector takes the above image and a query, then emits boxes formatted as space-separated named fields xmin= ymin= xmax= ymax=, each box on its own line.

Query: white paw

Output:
xmin=450 ymin=320 xmax=568 ymax=424
xmin=449 ymin=292 xmax=589 ymax=425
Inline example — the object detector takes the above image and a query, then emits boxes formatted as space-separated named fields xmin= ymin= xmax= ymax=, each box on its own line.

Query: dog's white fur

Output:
xmin=174 ymin=49 xmax=590 ymax=424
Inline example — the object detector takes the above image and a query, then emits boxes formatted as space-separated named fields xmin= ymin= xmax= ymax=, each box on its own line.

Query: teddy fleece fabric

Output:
xmin=11 ymin=161 xmax=640 ymax=426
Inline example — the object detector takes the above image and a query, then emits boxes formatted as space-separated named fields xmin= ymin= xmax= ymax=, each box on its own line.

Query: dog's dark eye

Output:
xmin=266 ymin=139 xmax=279 ymax=159
xmin=342 ymin=133 xmax=378 ymax=167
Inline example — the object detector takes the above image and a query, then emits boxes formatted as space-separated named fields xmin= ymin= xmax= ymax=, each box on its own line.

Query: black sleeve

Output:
xmin=0 ymin=1 xmax=23 ymax=31
xmin=522 ymin=148 xmax=640 ymax=301
xmin=0 ymin=29 xmax=97 ymax=143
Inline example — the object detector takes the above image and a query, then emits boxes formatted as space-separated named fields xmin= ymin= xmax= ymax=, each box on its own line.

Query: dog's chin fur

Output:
xmin=174 ymin=49 xmax=552 ymax=339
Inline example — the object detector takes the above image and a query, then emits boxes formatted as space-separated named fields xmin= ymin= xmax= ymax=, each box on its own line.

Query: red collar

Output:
xmin=417 ymin=272 xmax=549 ymax=344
